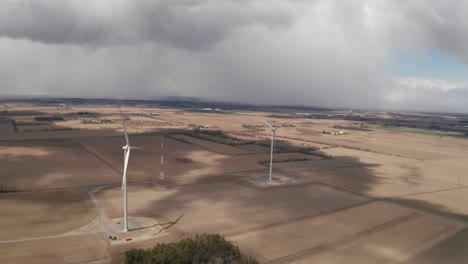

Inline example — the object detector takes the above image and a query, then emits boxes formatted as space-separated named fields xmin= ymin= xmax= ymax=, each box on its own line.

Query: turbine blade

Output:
xmin=122 ymin=148 xmax=131 ymax=191
xmin=272 ymin=123 xmax=288 ymax=131
xmin=119 ymin=107 xmax=130 ymax=145
xmin=263 ymin=119 xmax=274 ymax=129
xmin=122 ymin=148 xmax=126 ymax=189
xmin=130 ymin=146 xmax=144 ymax=149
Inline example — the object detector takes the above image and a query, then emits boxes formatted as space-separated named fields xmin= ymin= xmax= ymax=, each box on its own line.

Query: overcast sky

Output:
xmin=1 ymin=0 xmax=467 ymax=112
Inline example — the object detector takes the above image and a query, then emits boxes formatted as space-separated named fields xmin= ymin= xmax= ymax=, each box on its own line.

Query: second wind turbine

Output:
xmin=263 ymin=120 xmax=287 ymax=181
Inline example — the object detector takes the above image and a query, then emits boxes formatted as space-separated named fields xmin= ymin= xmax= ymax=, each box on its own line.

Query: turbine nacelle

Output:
xmin=263 ymin=119 xmax=287 ymax=131
xmin=123 ymin=145 xmax=142 ymax=151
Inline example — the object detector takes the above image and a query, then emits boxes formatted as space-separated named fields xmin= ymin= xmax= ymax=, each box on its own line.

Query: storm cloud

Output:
xmin=0 ymin=0 xmax=297 ymax=49
xmin=0 ymin=0 xmax=467 ymax=112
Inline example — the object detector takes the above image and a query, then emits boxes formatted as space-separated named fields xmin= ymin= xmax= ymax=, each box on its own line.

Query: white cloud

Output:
xmin=392 ymin=77 xmax=468 ymax=92
xmin=382 ymin=77 xmax=468 ymax=112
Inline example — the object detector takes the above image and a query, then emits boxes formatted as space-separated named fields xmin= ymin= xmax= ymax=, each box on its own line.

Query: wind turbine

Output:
xmin=119 ymin=108 xmax=142 ymax=232
xmin=263 ymin=120 xmax=287 ymax=181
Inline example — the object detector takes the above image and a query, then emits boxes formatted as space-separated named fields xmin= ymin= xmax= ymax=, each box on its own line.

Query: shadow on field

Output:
xmin=3 ymin=133 xmax=468 ymax=244
xmin=399 ymin=163 xmax=425 ymax=187
xmin=118 ymin=147 xmax=468 ymax=264
xmin=402 ymin=227 xmax=468 ymax=264
xmin=0 ymin=137 xmax=82 ymax=148
xmin=153 ymin=213 xmax=185 ymax=236
xmin=0 ymin=135 xmax=194 ymax=190
xmin=388 ymin=197 xmax=468 ymax=222
xmin=0 ymin=137 xmax=123 ymax=191
xmin=5 ymin=132 xmax=468 ymax=264
xmin=126 ymin=150 xmax=382 ymax=236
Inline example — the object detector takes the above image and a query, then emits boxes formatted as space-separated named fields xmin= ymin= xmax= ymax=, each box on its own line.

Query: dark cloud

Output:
xmin=0 ymin=0 xmax=467 ymax=112
xmin=0 ymin=0 xmax=298 ymax=50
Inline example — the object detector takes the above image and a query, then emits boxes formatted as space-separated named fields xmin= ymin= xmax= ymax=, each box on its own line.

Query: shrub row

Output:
xmin=124 ymin=234 xmax=258 ymax=264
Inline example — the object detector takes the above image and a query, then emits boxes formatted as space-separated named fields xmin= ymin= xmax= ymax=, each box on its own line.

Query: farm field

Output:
xmin=0 ymin=189 xmax=97 ymax=240
xmin=236 ymin=152 xmax=322 ymax=164
xmin=275 ymin=126 xmax=468 ymax=160
xmin=274 ymin=136 xmax=331 ymax=150
xmin=98 ymin=183 xmax=464 ymax=263
xmin=373 ymin=125 xmax=461 ymax=137
xmin=0 ymin=138 xmax=120 ymax=190
xmin=170 ymin=134 xmax=253 ymax=155
xmin=403 ymin=227 xmax=468 ymax=264
xmin=235 ymin=143 xmax=271 ymax=153
xmin=0 ymin=234 xmax=111 ymax=263
xmin=97 ymin=181 xmax=370 ymax=236
xmin=77 ymin=135 xmax=264 ymax=183
xmin=2 ymin=104 xmax=468 ymax=263
xmin=231 ymin=202 xmax=464 ymax=263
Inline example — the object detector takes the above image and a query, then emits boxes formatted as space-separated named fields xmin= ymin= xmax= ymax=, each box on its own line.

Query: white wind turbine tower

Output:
xmin=263 ymin=120 xmax=287 ymax=181
xmin=119 ymin=108 xmax=142 ymax=232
